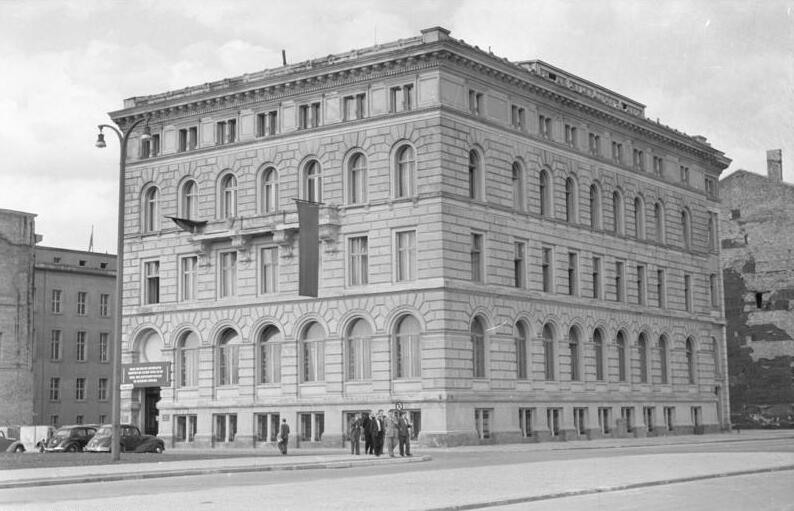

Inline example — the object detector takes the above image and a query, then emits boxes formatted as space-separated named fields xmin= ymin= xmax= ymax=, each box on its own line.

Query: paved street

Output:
xmin=1 ymin=432 xmax=793 ymax=510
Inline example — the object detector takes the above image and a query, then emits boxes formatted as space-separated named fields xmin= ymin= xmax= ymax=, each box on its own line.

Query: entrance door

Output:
xmin=143 ymin=387 xmax=161 ymax=435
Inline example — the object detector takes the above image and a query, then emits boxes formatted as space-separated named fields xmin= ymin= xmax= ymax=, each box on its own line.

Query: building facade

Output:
xmin=109 ymin=27 xmax=731 ymax=448
xmin=33 ymin=247 xmax=116 ymax=428
xmin=0 ymin=209 xmax=37 ymax=427
xmin=720 ymin=150 xmax=794 ymax=426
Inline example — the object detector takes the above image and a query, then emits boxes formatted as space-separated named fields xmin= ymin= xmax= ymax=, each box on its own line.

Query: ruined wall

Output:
xmin=720 ymin=169 xmax=794 ymax=424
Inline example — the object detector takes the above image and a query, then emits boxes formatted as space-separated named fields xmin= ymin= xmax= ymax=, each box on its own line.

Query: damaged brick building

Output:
xmin=720 ymin=149 xmax=794 ymax=426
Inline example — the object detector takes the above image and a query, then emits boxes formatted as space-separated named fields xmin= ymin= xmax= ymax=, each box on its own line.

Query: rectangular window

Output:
xmin=514 ymin=242 xmax=526 ymax=288
xmin=643 ymin=406 xmax=655 ymax=433
xmin=219 ymin=252 xmax=237 ymax=298
xmin=176 ymin=414 xmax=198 ymax=442
xmin=519 ymin=408 xmax=534 ymax=437
xmin=684 ymin=274 xmax=692 ymax=312
xmin=633 ymin=149 xmax=645 ymax=170
xmin=99 ymin=294 xmax=109 ymax=317
xmin=348 ymin=236 xmax=369 ymax=286
xmin=598 ymin=407 xmax=611 ymax=434
xmin=49 ymin=378 xmax=60 ymax=401
xmin=705 ymin=177 xmax=717 ymax=198
xmin=77 ymin=291 xmax=87 ymax=315
xmin=75 ymin=378 xmax=85 ymax=401
xmin=50 ymin=330 xmax=61 ymax=361
xmin=664 ymin=407 xmax=675 ymax=431
xmin=215 ymin=120 xmax=238 ymax=145
xmin=150 ymin=134 xmax=160 ymax=157
xmin=680 ymin=165 xmax=690 ymax=184
xmin=178 ymin=127 xmax=198 ymax=152
xmin=621 ymin=406 xmax=634 ymax=433
xmin=538 ymin=114 xmax=552 ymax=139
xmin=98 ymin=378 xmax=108 ymax=401
xmin=511 ymin=105 xmax=525 ymax=130
xmin=298 ymin=102 xmax=321 ymax=129
xmin=710 ymin=274 xmax=719 ymax=308
xmin=75 ymin=415 xmax=83 ymax=425
xmin=564 ymin=124 xmax=577 ymax=148
xmin=592 ymin=256 xmax=602 ymax=299
xmin=343 ymin=93 xmax=366 ymax=121
xmin=51 ymin=289 xmax=62 ymax=314
xmin=573 ymin=407 xmax=587 ymax=436
xmin=256 ymin=110 xmax=278 ymax=137
xmin=612 ymin=142 xmax=623 ymax=164
xmin=657 ymin=269 xmax=666 ymax=308
xmin=260 ymin=247 xmax=279 ymax=294
xmin=546 ymin=408 xmax=561 ymax=437
xmin=474 ymin=408 xmax=492 ymax=439
xmin=615 ymin=261 xmax=624 ymax=302
xmin=470 ymin=233 xmax=483 ymax=282
xmin=298 ymin=412 xmax=325 ymax=442
xmin=469 ymin=89 xmax=483 ymax=115
xmin=98 ymin=414 xmax=107 ymax=424
xmin=636 ymin=265 xmax=646 ymax=305
xmin=99 ymin=333 xmax=109 ymax=363
xmin=567 ymin=252 xmax=578 ymax=296
xmin=213 ymin=413 xmax=237 ymax=443
xmin=653 ymin=155 xmax=664 ymax=175
xmin=50 ymin=415 xmax=59 ymax=427
xmin=255 ymin=413 xmax=280 ymax=442
xmin=181 ymin=256 xmax=198 ymax=301
xmin=588 ymin=133 xmax=601 ymax=156
xmin=144 ymin=261 xmax=160 ymax=304
xmin=390 ymin=84 xmax=414 ymax=113
xmin=396 ymin=230 xmax=416 ymax=282
xmin=542 ymin=247 xmax=553 ymax=293
xmin=76 ymin=331 xmax=86 ymax=362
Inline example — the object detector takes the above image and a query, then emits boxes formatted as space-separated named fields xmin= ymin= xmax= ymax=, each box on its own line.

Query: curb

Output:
xmin=545 ymin=433 xmax=794 ymax=452
xmin=0 ymin=455 xmax=432 ymax=490
xmin=425 ymin=464 xmax=794 ymax=511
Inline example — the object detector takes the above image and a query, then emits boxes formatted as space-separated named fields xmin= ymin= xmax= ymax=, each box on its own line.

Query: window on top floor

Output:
xmin=588 ymin=133 xmax=601 ymax=156
xmin=680 ymin=165 xmax=690 ymax=184
xmin=390 ymin=84 xmax=413 ymax=113
xmin=705 ymin=177 xmax=717 ymax=198
xmin=565 ymin=124 xmax=577 ymax=148
xmin=707 ymin=212 xmax=718 ymax=251
xmin=653 ymin=155 xmax=664 ymax=175
xmin=215 ymin=119 xmax=237 ymax=145
xmin=256 ymin=111 xmax=278 ymax=137
xmin=140 ymin=132 xmax=160 ymax=159
xmin=298 ymin=102 xmax=321 ymax=129
xmin=538 ymin=115 xmax=552 ymax=139
xmin=633 ymin=149 xmax=645 ymax=171
xmin=468 ymin=90 xmax=483 ymax=116
xmin=343 ymin=93 xmax=366 ymax=121
xmin=178 ymin=127 xmax=198 ymax=152
xmin=511 ymin=105 xmax=525 ymax=130
xmin=612 ymin=142 xmax=623 ymax=164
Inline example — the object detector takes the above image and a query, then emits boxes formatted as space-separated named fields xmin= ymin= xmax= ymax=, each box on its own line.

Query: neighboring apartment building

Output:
xmin=720 ymin=150 xmax=794 ymax=426
xmin=33 ymin=247 xmax=116 ymax=428
xmin=108 ymin=27 xmax=730 ymax=448
xmin=0 ymin=209 xmax=37 ymax=427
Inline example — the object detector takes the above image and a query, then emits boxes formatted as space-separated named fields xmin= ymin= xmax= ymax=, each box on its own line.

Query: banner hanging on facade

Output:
xmin=122 ymin=362 xmax=171 ymax=388
xmin=296 ymin=200 xmax=320 ymax=297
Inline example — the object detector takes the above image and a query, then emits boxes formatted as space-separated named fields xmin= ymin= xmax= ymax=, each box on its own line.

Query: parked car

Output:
xmin=85 ymin=424 xmax=165 ymax=453
xmin=0 ymin=431 xmax=25 ymax=453
xmin=44 ymin=425 xmax=98 ymax=453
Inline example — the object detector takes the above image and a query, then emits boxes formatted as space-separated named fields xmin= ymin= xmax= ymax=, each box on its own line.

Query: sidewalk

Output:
xmin=0 ymin=429 xmax=791 ymax=491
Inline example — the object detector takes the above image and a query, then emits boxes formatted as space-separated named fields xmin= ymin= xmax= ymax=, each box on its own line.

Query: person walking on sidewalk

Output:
xmin=362 ymin=411 xmax=373 ymax=455
xmin=277 ymin=419 xmax=290 ymax=455
xmin=385 ymin=410 xmax=399 ymax=457
xmin=398 ymin=411 xmax=412 ymax=457
xmin=370 ymin=410 xmax=384 ymax=456
xmin=349 ymin=414 xmax=362 ymax=455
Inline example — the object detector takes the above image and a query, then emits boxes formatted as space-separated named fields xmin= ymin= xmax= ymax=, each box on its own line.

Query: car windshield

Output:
xmin=53 ymin=429 xmax=71 ymax=439
xmin=92 ymin=427 xmax=112 ymax=439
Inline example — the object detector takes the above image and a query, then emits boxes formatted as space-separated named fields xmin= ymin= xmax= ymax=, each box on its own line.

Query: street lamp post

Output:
xmin=95 ymin=116 xmax=148 ymax=462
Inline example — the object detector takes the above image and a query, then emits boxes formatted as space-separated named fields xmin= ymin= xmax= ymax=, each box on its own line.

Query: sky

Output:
xmin=0 ymin=0 xmax=792 ymax=253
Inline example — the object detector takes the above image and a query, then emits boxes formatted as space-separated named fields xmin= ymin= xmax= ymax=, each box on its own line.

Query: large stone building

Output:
xmin=720 ymin=150 xmax=794 ymax=425
xmin=108 ymin=27 xmax=730 ymax=448
xmin=32 ymin=247 xmax=116 ymax=428
xmin=0 ymin=209 xmax=37 ymax=426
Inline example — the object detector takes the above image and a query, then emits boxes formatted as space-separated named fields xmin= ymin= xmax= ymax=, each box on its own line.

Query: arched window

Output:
xmin=512 ymin=162 xmax=525 ymax=211
xmin=634 ymin=196 xmax=645 ymax=239
xmin=686 ymin=337 xmax=696 ymax=384
xmin=304 ymin=160 xmax=322 ymax=203
xmin=468 ymin=150 xmax=481 ymax=200
xmin=261 ymin=167 xmax=279 ymax=214
xmin=681 ymin=209 xmax=692 ymax=249
xmin=543 ymin=323 xmax=555 ymax=380
xmin=568 ymin=327 xmax=581 ymax=381
xmin=220 ymin=174 xmax=237 ymax=218
xmin=395 ymin=145 xmax=415 ymax=198
xmin=471 ymin=317 xmax=486 ymax=378
xmin=638 ymin=333 xmax=649 ymax=383
xmin=539 ymin=169 xmax=552 ymax=217
xmin=515 ymin=321 xmax=528 ymax=379
xmin=655 ymin=201 xmax=666 ymax=243
xmin=658 ymin=335 xmax=669 ymax=384
xmin=593 ymin=328 xmax=604 ymax=381
xmin=348 ymin=153 xmax=367 ymax=205
xmin=176 ymin=331 xmax=199 ymax=388
xmin=616 ymin=330 xmax=627 ymax=382
xmin=142 ymin=185 xmax=160 ymax=232
xmin=394 ymin=315 xmax=421 ymax=379
xmin=216 ymin=328 xmax=240 ymax=386
xmin=565 ymin=177 xmax=577 ymax=223
xmin=258 ymin=326 xmax=282 ymax=384
xmin=346 ymin=319 xmax=372 ymax=381
xmin=612 ymin=190 xmax=624 ymax=235
xmin=590 ymin=183 xmax=602 ymax=229
xmin=181 ymin=180 xmax=198 ymax=220
xmin=301 ymin=322 xmax=325 ymax=382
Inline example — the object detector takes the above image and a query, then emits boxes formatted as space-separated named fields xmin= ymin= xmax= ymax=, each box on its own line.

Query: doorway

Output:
xmin=143 ymin=387 xmax=161 ymax=435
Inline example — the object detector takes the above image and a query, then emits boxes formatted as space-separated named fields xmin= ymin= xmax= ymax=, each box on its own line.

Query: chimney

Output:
xmin=767 ymin=149 xmax=783 ymax=182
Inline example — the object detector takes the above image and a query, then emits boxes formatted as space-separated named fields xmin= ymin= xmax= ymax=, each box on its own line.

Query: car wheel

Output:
xmin=66 ymin=444 xmax=78 ymax=453
xmin=154 ymin=444 xmax=164 ymax=454
xmin=14 ymin=445 xmax=25 ymax=453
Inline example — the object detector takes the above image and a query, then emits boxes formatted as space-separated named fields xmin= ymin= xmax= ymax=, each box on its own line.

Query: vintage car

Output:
xmin=84 ymin=424 xmax=165 ymax=453
xmin=0 ymin=431 xmax=25 ymax=452
xmin=44 ymin=425 xmax=98 ymax=453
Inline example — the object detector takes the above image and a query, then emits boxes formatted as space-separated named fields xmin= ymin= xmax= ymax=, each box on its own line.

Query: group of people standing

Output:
xmin=349 ymin=409 xmax=412 ymax=457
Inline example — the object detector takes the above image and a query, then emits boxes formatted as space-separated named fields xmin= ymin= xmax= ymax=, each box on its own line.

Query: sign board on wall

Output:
xmin=122 ymin=362 xmax=171 ymax=387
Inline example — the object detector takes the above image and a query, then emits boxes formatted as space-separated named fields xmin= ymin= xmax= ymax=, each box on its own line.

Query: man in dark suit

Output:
xmin=362 ymin=411 xmax=372 ymax=454
xmin=398 ymin=411 xmax=412 ymax=456
xmin=369 ymin=410 xmax=384 ymax=456
xmin=277 ymin=418 xmax=290 ymax=455
xmin=349 ymin=413 xmax=362 ymax=455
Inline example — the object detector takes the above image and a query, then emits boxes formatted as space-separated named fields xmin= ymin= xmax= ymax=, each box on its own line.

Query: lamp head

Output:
xmin=140 ymin=126 xmax=152 ymax=141
xmin=95 ymin=131 xmax=106 ymax=149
